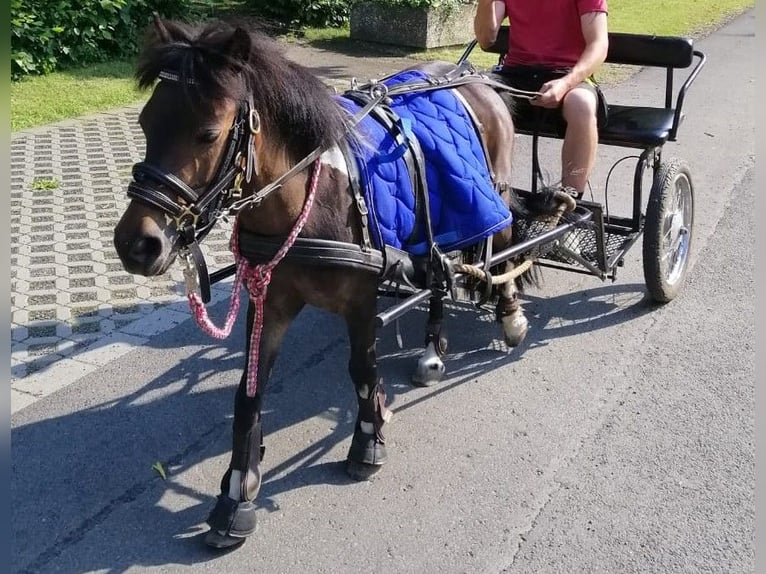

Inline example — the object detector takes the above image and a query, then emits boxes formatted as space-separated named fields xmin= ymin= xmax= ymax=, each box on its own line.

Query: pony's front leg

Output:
xmin=412 ymin=293 xmax=448 ymax=386
xmin=345 ymin=293 xmax=391 ymax=481
xmin=496 ymin=265 xmax=528 ymax=347
xmin=206 ymin=297 xmax=303 ymax=549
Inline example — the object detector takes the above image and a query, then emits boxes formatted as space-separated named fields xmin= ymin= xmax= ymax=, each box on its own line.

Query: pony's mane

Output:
xmin=136 ymin=20 xmax=350 ymax=161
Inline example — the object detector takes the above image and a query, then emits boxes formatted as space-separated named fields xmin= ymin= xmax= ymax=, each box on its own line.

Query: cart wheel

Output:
xmin=642 ymin=159 xmax=694 ymax=303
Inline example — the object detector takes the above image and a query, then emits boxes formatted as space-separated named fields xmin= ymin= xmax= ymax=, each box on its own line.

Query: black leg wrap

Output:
xmin=424 ymin=295 xmax=448 ymax=354
xmin=207 ymin=494 xmax=257 ymax=538
xmin=347 ymin=381 xmax=390 ymax=466
xmin=424 ymin=327 xmax=448 ymax=356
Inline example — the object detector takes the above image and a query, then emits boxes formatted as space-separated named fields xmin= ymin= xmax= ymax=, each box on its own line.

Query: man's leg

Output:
xmin=560 ymin=86 xmax=599 ymax=196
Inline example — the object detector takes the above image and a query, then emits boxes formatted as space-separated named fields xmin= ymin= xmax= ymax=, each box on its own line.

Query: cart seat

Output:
xmin=512 ymin=104 xmax=679 ymax=148
xmin=599 ymin=105 xmax=677 ymax=147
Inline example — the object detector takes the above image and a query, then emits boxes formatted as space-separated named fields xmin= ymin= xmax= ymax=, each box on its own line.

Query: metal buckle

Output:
xmin=174 ymin=206 xmax=199 ymax=229
xmin=231 ymin=172 xmax=244 ymax=200
xmin=249 ymin=109 xmax=261 ymax=134
xmin=355 ymin=195 xmax=369 ymax=216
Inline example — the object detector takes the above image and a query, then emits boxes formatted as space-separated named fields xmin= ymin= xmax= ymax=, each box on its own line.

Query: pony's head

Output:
xmin=113 ymin=16 xmax=348 ymax=276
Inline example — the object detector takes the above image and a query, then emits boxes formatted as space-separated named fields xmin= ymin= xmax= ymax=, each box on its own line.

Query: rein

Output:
xmin=189 ymin=159 xmax=323 ymax=397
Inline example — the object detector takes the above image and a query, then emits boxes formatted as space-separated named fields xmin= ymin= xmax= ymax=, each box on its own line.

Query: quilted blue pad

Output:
xmin=337 ymin=70 xmax=513 ymax=256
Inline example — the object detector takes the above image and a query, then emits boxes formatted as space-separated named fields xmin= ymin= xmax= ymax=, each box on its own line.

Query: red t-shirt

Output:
xmin=502 ymin=0 xmax=608 ymax=68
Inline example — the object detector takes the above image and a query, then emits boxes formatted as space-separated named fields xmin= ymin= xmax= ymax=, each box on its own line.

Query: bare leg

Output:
xmin=561 ymin=87 xmax=599 ymax=195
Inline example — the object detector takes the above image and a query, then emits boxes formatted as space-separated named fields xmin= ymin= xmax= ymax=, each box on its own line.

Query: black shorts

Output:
xmin=490 ymin=65 xmax=609 ymax=134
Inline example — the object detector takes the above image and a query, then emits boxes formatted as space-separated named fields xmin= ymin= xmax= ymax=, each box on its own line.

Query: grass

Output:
xmin=30 ymin=177 xmax=60 ymax=191
xmin=11 ymin=60 xmax=146 ymax=131
xmin=11 ymin=0 xmax=753 ymax=131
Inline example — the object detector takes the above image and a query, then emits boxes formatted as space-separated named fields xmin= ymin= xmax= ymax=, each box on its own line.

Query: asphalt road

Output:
xmin=11 ymin=11 xmax=754 ymax=574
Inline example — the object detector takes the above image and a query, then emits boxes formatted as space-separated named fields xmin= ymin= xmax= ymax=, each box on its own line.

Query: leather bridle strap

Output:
xmin=129 ymin=161 xmax=200 ymax=204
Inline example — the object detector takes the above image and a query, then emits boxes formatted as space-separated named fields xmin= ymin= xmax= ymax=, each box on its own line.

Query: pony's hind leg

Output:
xmin=344 ymin=289 xmax=391 ymax=481
xmin=206 ymin=297 xmax=303 ymax=549
xmin=496 ymin=265 xmax=528 ymax=347
xmin=412 ymin=293 xmax=448 ymax=386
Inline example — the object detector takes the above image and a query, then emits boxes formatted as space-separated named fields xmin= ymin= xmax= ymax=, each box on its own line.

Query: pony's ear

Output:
xmin=152 ymin=12 xmax=172 ymax=43
xmin=225 ymin=28 xmax=252 ymax=65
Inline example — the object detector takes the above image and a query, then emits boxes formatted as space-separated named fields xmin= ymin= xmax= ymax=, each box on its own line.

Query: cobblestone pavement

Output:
xmin=10 ymin=104 xmax=237 ymax=409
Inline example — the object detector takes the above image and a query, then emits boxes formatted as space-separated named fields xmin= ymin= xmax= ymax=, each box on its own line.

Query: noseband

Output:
xmin=126 ymin=71 xmax=260 ymax=301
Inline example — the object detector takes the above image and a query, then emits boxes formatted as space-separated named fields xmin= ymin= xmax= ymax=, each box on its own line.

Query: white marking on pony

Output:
xmin=320 ymin=146 xmax=348 ymax=175
xmin=412 ymin=341 xmax=446 ymax=386
xmin=360 ymin=421 xmax=375 ymax=434
xmin=501 ymin=311 xmax=528 ymax=345
xmin=228 ymin=470 xmax=242 ymax=501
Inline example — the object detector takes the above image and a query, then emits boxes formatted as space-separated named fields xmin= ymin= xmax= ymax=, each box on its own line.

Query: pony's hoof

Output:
xmin=348 ymin=430 xmax=388 ymax=466
xmin=412 ymin=343 xmax=446 ymax=387
xmin=501 ymin=312 xmax=528 ymax=347
xmin=205 ymin=494 xmax=257 ymax=548
xmin=346 ymin=459 xmax=384 ymax=482
xmin=205 ymin=529 xmax=248 ymax=550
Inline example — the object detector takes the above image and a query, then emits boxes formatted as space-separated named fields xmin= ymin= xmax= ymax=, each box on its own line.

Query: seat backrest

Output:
xmin=606 ymin=33 xmax=694 ymax=68
xmin=485 ymin=26 xmax=694 ymax=69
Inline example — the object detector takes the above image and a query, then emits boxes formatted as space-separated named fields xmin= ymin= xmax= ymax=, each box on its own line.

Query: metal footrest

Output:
xmin=514 ymin=201 xmax=642 ymax=277
xmin=548 ymin=225 xmax=637 ymax=266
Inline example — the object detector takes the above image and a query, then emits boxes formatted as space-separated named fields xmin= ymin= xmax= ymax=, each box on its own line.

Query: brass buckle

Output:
xmin=174 ymin=206 xmax=199 ymax=229
xmin=231 ymin=172 xmax=244 ymax=200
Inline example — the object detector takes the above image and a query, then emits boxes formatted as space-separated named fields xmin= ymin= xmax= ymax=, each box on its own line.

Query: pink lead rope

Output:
xmin=188 ymin=159 xmax=322 ymax=397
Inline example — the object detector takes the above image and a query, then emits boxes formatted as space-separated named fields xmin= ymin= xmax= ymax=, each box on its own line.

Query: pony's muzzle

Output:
xmin=114 ymin=207 xmax=174 ymax=276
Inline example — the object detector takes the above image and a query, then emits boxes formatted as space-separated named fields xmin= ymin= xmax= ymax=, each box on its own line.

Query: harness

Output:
xmin=125 ymin=63 xmax=541 ymax=396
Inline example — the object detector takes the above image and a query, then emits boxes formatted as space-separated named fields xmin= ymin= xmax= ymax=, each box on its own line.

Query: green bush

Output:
xmin=11 ymin=0 xmax=191 ymax=80
xmin=354 ymin=0 xmax=470 ymax=8
xmin=247 ymin=0 xmax=351 ymax=28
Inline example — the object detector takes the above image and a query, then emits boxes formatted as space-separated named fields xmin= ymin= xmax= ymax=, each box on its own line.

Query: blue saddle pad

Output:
xmin=337 ymin=70 xmax=513 ymax=256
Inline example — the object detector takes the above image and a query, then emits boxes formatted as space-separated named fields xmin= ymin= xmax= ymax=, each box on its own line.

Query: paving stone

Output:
xmin=10 ymin=106 xmax=239 ymax=384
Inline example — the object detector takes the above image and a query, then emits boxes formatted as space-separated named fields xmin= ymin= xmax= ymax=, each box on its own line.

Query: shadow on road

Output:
xmin=12 ymin=281 xmax=654 ymax=573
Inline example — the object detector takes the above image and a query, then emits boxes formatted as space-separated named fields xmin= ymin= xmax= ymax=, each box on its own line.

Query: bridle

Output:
xmin=126 ymin=71 xmax=261 ymax=302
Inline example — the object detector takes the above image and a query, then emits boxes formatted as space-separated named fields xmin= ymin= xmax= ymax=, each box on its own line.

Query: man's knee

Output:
xmin=562 ymin=87 xmax=598 ymax=128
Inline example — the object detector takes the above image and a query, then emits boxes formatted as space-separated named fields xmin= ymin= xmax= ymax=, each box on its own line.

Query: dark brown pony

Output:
xmin=113 ymin=17 xmax=562 ymax=549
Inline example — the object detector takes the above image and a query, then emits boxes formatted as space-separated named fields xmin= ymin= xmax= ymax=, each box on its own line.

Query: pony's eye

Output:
xmin=197 ymin=129 xmax=221 ymax=144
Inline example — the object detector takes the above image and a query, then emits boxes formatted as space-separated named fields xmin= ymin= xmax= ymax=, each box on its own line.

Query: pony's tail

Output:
xmin=507 ymin=184 xmax=572 ymax=290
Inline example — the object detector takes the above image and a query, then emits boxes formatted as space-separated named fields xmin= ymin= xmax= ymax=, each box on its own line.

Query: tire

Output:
xmin=642 ymin=158 xmax=694 ymax=303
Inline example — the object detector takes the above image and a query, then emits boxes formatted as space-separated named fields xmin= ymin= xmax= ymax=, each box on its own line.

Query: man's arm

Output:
xmin=474 ymin=0 xmax=506 ymax=50
xmin=533 ymin=11 xmax=608 ymax=108
xmin=566 ymin=11 xmax=609 ymax=87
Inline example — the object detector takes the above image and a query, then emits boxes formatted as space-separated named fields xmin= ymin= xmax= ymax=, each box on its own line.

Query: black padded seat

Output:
xmin=599 ymin=105 xmax=678 ymax=147
xmin=511 ymin=104 xmax=678 ymax=149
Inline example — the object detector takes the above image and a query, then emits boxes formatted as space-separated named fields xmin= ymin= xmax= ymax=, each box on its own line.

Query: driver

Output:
xmin=474 ymin=0 xmax=609 ymax=198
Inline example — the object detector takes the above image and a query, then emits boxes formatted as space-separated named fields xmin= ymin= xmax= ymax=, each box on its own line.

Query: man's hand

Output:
xmin=531 ymin=78 xmax=572 ymax=108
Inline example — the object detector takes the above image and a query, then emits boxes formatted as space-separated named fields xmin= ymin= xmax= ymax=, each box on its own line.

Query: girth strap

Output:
xmin=237 ymin=233 xmax=385 ymax=274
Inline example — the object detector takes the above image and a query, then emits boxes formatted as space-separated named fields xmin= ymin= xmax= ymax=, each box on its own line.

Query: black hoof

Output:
xmin=205 ymin=494 xmax=257 ymax=549
xmin=346 ymin=459 xmax=384 ymax=482
xmin=346 ymin=428 xmax=387 ymax=481
xmin=205 ymin=529 xmax=248 ymax=550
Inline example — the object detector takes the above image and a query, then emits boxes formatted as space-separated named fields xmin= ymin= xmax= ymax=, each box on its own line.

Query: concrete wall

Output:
xmin=350 ymin=2 xmax=477 ymax=49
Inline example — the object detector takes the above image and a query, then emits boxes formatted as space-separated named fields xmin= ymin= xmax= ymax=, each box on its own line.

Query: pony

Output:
xmin=113 ymin=17 xmax=567 ymax=549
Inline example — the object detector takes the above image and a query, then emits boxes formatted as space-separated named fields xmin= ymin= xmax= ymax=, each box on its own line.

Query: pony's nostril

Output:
xmin=129 ymin=236 xmax=163 ymax=265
